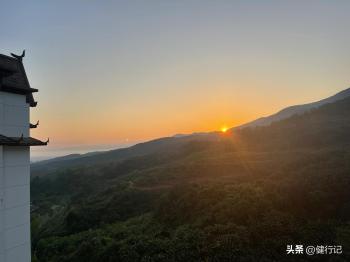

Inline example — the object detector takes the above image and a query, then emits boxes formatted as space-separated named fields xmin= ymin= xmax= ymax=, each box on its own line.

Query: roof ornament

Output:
xmin=11 ymin=50 xmax=25 ymax=62
xmin=30 ymin=120 xmax=39 ymax=128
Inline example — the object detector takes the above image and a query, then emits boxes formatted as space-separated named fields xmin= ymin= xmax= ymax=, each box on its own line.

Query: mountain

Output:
xmin=31 ymin=88 xmax=350 ymax=177
xmin=30 ymin=93 xmax=350 ymax=262
xmin=235 ymin=87 xmax=350 ymax=129
xmin=31 ymin=133 xmax=218 ymax=177
xmin=32 ymin=88 xmax=350 ymax=177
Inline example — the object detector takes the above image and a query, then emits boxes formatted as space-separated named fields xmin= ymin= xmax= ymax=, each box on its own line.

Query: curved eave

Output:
xmin=0 ymin=135 xmax=47 ymax=146
xmin=0 ymin=84 xmax=38 ymax=94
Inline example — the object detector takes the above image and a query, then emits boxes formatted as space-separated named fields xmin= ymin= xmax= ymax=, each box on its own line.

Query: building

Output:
xmin=0 ymin=51 xmax=47 ymax=262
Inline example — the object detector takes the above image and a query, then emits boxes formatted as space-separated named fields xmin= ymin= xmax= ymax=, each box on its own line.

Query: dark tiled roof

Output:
xmin=0 ymin=53 xmax=37 ymax=107
xmin=0 ymin=135 xmax=47 ymax=146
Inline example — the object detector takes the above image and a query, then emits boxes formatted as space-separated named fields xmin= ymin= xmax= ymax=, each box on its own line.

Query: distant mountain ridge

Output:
xmin=34 ymin=152 xmax=103 ymax=165
xmin=234 ymin=88 xmax=350 ymax=130
xmin=31 ymin=133 xmax=217 ymax=177
xmin=32 ymin=88 xmax=350 ymax=176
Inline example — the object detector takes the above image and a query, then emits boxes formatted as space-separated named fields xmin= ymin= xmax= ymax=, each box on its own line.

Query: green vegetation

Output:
xmin=31 ymin=98 xmax=350 ymax=261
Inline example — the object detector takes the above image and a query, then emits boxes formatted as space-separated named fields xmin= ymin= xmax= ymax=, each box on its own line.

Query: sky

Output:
xmin=1 ymin=1 xmax=350 ymax=160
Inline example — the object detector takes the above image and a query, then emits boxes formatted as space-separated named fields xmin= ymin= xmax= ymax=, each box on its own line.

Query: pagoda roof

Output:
xmin=0 ymin=135 xmax=47 ymax=146
xmin=0 ymin=53 xmax=37 ymax=107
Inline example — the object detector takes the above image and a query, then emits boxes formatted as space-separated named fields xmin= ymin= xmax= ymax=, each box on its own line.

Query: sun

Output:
xmin=221 ymin=126 xmax=228 ymax=133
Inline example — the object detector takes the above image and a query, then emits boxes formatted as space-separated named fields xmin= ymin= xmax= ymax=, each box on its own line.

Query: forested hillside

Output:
xmin=31 ymin=97 xmax=350 ymax=261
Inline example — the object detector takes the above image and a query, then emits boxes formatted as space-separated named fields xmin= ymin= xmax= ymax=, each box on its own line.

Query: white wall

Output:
xmin=0 ymin=91 xmax=31 ymax=262
xmin=0 ymin=146 xmax=31 ymax=262
xmin=0 ymin=92 xmax=29 ymax=137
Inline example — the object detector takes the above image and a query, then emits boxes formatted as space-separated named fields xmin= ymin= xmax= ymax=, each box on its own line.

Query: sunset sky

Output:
xmin=1 ymin=1 xmax=350 ymax=159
